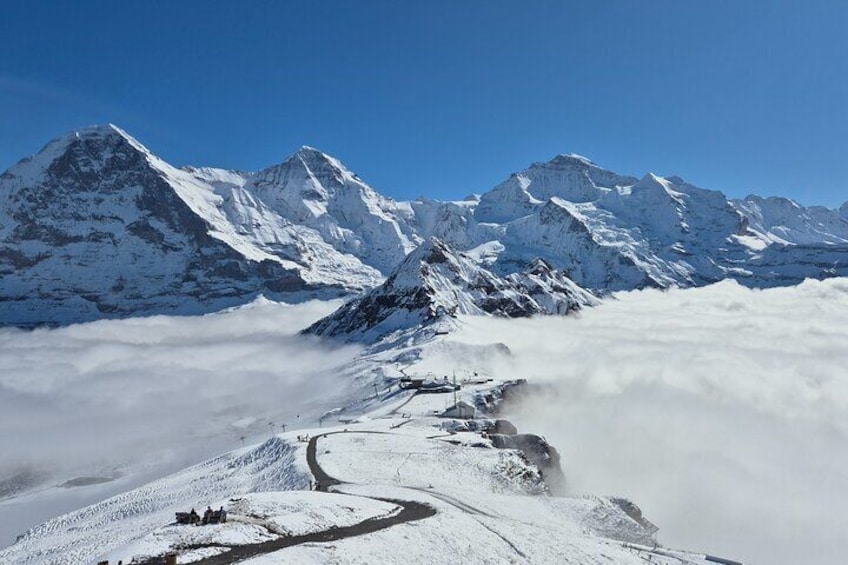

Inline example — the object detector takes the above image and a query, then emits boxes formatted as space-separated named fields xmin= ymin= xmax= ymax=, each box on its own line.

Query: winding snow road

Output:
xmin=137 ymin=433 xmax=437 ymax=564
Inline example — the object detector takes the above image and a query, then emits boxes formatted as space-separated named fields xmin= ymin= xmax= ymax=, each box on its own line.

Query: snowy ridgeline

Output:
xmin=2 ymin=124 xmax=848 ymax=326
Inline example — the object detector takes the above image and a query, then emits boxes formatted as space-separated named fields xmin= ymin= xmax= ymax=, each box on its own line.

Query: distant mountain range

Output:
xmin=2 ymin=124 xmax=847 ymax=330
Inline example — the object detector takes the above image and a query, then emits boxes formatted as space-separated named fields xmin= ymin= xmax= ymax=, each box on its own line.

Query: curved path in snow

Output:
xmin=161 ymin=497 xmax=434 ymax=565
xmin=137 ymin=433 xmax=436 ymax=565
xmin=306 ymin=430 xmax=392 ymax=491
xmin=309 ymin=431 xmax=527 ymax=560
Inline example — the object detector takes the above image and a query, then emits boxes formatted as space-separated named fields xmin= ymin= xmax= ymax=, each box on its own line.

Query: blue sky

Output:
xmin=1 ymin=1 xmax=847 ymax=207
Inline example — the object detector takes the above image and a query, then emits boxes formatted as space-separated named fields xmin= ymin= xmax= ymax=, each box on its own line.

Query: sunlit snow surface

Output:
xmin=419 ymin=278 xmax=848 ymax=565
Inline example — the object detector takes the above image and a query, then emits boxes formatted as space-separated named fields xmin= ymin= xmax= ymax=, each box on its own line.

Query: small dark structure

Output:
xmin=441 ymin=400 xmax=477 ymax=419
xmin=705 ymin=556 xmax=745 ymax=565
xmin=398 ymin=377 xmax=424 ymax=390
xmin=418 ymin=381 xmax=460 ymax=394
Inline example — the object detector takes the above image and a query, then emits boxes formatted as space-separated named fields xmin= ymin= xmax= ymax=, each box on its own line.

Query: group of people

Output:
xmin=178 ymin=505 xmax=227 ymax=525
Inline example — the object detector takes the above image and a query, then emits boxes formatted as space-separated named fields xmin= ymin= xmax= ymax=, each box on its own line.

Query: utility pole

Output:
xmin=453 ymin=370 xmax=457 ymax=408
xmin=268 ymin=422 xmax=276 ymax=436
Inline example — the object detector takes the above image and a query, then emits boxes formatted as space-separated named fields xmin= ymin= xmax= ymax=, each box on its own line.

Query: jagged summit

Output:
xmin=45 ymin=123 xmax=134 ymax=145
xmin=2 ymin=123 xmax=149 ymax=186
xmin=476 ymin=152 xmax=639 ymax=222
xmin=547 ymin=152 xmax=599 ymax=168
xmin=72 ymin=122 xmax=131 ymax=138
xmin=628 ymin=173 xmax=684 ymax=201
xmin=305 ymin=237 xmax=594 ymax=342
xmin=49 ymin=123 xmax=150 ymax=158
xmin=288 ymin=145 xmax=349 ymax=177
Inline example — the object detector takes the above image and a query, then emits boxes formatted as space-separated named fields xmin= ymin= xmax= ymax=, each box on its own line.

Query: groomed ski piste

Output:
xmin=0 ymin=346 xmax=735 ymax=565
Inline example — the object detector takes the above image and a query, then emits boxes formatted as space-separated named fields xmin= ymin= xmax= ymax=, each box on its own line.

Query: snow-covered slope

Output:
xmin=0 ymin=374 xmax=706 ymax=565
xmin=305 ymin=238 xmax=596 ymax=341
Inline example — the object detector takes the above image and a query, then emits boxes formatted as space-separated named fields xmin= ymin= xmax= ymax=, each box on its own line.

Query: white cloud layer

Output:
xmin=0 ymin=298 xmax=359 ymax=547
xmin=422 ymin=278 xmax=848 ymax=565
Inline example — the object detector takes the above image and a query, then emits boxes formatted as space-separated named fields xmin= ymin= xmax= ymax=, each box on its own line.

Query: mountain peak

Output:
xmin=548 ymin=153 xmax=597 ymax=167
xmin=1 ymin=123 xmax=153 ymax=186
xmin=635 ymin=172 xmax=666 ymax=186
xmin=73 ymin=123 xmax=129 ymax=139
xmin=305 ymin=238 xmax=592 ymax=342
xmin=525 ymin=257 xmax=555 ymax=276
xmin=54 ymin=123 xmax=147 ymax=154
xmin=294 ymin=145 xmax=331 ymax=159
xmin=289 ymin=145 xmax=346 ymax=171
xmin=383 ymin=237 xmax=462 ymax=290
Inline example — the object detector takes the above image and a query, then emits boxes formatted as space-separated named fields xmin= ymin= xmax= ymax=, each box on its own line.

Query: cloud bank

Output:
xmin=0 ymin=298 xmax=359 ymax=546
xmin=422 ymin=278 xmax=848 ymax=565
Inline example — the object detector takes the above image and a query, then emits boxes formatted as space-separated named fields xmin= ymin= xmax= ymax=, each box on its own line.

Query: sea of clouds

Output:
xmin=3 ymin=279 xmax=847 ymax=563
xmin=420 ymin=278 xmax=848 ymax=565
xmin=0 ymin=298 xmax=359 ymax=547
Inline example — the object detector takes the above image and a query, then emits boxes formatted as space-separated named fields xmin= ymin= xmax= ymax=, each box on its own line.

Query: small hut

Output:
xmin=441 ymin=400 xmax=476 ymax=419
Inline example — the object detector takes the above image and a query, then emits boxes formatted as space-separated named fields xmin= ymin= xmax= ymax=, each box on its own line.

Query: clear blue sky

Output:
xmin=1 ymin=1 xmax=847 ymax=207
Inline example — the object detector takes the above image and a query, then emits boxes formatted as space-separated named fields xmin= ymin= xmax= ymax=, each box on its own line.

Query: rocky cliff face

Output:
xmin=304 ymin=238 xmax=597 ymax=341
xmin=2 ymin=124 xmax=847 ymax=326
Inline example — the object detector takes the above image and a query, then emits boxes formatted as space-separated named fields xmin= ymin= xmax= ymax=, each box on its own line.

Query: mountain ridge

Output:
xmin=2 ymin=124 xmax=847 ymax=327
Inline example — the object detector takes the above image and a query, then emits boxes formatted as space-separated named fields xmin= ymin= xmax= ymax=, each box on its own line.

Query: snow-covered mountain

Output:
xmin=0 ymin=127 xmax=394 ymax=325
xmin=733 ymin=194 xmax=848 ymax=245
xmin=245 ymin=146 xmax=419 ymax=274
xmin=2 ymin=125 xmax=847 ymax=326
xmin=438 ymin=155 xmax=847 ymax=290
xmin=305 ymin=238 xmax=597 ymax=341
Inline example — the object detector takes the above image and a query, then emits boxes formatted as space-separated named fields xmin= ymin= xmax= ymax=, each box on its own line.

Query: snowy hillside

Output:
xmin=2 ymin=124 xmax=847 ymax=326
xmin=0 ymin=375 xmax=705 ymax=565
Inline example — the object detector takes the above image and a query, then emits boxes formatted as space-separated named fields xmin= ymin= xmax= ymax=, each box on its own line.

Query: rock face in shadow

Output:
xmin=489 ymin=433 xmax=567 ymax=494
